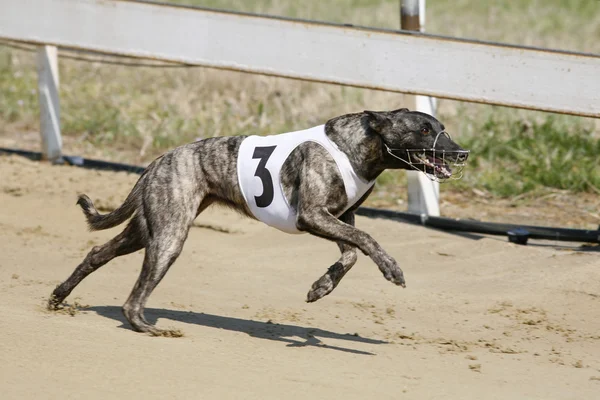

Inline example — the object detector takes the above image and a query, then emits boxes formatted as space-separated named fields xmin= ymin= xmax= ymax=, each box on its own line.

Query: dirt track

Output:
xmin=1 ymin=154 xmax=599 ymax=399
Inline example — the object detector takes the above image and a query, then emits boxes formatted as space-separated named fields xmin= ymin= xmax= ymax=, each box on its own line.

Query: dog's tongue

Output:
xmin=440 ymin=166 xmax=452 ymax=178
xmin=429 ymin=157 xmax=452 ymax=178
xmin=427 ymin=155 xmax=444 ymax=165
xmin=422 ymin=155 xmax=452 ymax=179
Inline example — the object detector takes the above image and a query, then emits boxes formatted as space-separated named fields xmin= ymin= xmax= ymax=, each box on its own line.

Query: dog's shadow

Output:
xmin=89 ymin=306 xmax=385 ymax=355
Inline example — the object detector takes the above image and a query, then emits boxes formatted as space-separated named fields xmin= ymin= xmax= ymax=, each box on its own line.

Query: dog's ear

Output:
xmin=391 ymin=107 xmax=409 ymax=113
xmin=364 ymin=110 xmax=392 ymax=133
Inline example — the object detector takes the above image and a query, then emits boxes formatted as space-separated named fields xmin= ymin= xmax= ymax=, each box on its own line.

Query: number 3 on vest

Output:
xmin=252 ymin=146 xmax=277 ymax=208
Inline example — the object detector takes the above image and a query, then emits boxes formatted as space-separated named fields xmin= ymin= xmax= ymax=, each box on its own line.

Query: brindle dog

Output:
xmin=48 ymin=108 xmax=468 ymax=336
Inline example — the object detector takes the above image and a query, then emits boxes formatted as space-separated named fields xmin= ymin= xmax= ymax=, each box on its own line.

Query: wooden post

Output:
xmin=400 ymin=0 xmax=440 ymax=216
xmin=36 ymin=45 xmax=63 ymax=162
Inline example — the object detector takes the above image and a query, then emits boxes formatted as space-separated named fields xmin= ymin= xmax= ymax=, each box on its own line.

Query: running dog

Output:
xmin=48 ymin=108 xmax=469 ymax=336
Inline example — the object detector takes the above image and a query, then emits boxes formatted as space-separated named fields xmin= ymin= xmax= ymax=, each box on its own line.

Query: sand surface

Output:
xmin=1 ymin=154 xmax=599 ymax=399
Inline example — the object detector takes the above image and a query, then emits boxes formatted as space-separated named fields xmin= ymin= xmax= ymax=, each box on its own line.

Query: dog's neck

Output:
xmin=325 ymin=117 xmax=410 ymax=182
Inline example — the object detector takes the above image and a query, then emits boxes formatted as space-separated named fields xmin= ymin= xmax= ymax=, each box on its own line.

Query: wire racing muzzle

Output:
xmin=384 ymin=131 xmax=470 ymax=183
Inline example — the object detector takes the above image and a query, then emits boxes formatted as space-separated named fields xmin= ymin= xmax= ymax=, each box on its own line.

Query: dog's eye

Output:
xmin=421 ymin=127 xmax=430 ymax=135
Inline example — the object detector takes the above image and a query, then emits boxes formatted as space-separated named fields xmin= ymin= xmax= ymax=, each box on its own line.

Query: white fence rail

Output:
xmin=1 ymin=0 xmax=599 ymax=213
xmin=3 ymin=0 xmax=599 ymax=116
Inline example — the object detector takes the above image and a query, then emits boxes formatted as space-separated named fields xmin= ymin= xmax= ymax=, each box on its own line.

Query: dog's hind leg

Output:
xmin=121 ymin=227 xmax=189 ymax=336
xmin=306 ymin=211 xmax=358 ymax=302
xmin=120 ymin=195 xmax=208 ymax=336
xmin=48 ymin=218 xmax=144 ymax=309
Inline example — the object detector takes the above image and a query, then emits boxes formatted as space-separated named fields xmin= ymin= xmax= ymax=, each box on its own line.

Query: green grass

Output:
xmin=0 ymin=51 xmax=38 ymax=127
xmin=453 ymin=115 xmax=600 ymax=196
xmin=0 ymin=0 xmax=599 ymax=198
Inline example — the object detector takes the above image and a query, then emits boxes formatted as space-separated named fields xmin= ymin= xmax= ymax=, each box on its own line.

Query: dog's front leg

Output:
xmin=306 ymin=211 xmax=358 ymax=302
xmin=297 ymin=208 xmax=405 ymax=288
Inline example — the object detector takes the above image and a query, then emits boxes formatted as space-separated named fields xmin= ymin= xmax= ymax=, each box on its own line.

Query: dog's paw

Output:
xmin=47 ymin=293 xmax=63 ymax=311
xmin=306 ymin=274 xmax=334 ymax=303
xmin=379 ymin=257 xmax=406 ymax=288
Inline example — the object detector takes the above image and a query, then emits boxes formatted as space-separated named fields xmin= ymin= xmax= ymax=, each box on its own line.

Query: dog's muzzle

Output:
xmin=384 ymin=131 xmax=470 ymax=183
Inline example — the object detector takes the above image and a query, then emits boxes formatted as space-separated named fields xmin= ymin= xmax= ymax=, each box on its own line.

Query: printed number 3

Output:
xmin=252 ymin=146 xmax=277 ymax=208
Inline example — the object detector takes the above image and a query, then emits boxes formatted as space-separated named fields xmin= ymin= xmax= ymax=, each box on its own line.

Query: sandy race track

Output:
xmin=1 ymin=153 xmax=599 ymax=399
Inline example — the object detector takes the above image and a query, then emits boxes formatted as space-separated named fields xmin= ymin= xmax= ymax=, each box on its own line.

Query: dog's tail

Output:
xmin=77 ymin=183 xmax=142 ymax=231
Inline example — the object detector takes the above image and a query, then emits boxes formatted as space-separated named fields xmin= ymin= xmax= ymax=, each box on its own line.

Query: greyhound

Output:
xmin=48 ymin=108 xmax=469 ymax=336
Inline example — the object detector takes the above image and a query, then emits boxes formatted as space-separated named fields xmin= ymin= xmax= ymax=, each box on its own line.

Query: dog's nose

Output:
xmin=456 ymin=152 xmax=469 ymax=162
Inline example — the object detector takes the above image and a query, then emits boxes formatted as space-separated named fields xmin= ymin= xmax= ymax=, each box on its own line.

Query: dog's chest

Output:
xmin=236 ymin=125 xmax=374 ymax=234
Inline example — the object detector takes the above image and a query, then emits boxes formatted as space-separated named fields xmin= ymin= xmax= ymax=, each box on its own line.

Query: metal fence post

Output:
xmin=36 ymin=45 xmax=62 ymax=162
xmin=400 ymin=0 xmax=440 ymax=216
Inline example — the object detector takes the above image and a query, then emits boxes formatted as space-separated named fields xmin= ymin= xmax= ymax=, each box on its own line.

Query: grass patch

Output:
xmin=0 ymin=51 xmax=38 ymax=127
xmin=454 ymin=115 xmax=600 ymax=196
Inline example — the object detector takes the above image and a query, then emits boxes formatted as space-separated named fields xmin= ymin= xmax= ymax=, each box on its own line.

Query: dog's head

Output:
xmin=364 ymin=108 xmax=469 ymax=181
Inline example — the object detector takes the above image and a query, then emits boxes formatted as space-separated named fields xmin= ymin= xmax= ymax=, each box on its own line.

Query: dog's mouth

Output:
xmin=402 ymin=149 xmax=469 ymax=182
xmin=384 ymin=138 xmax=470 ymax=182
xmin=411 ymin=152 xmax=453 ymax=179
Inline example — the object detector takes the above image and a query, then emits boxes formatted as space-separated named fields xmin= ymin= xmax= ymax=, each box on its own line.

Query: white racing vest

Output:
xmin=237 ymin=125 xmax=375 ymax=234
